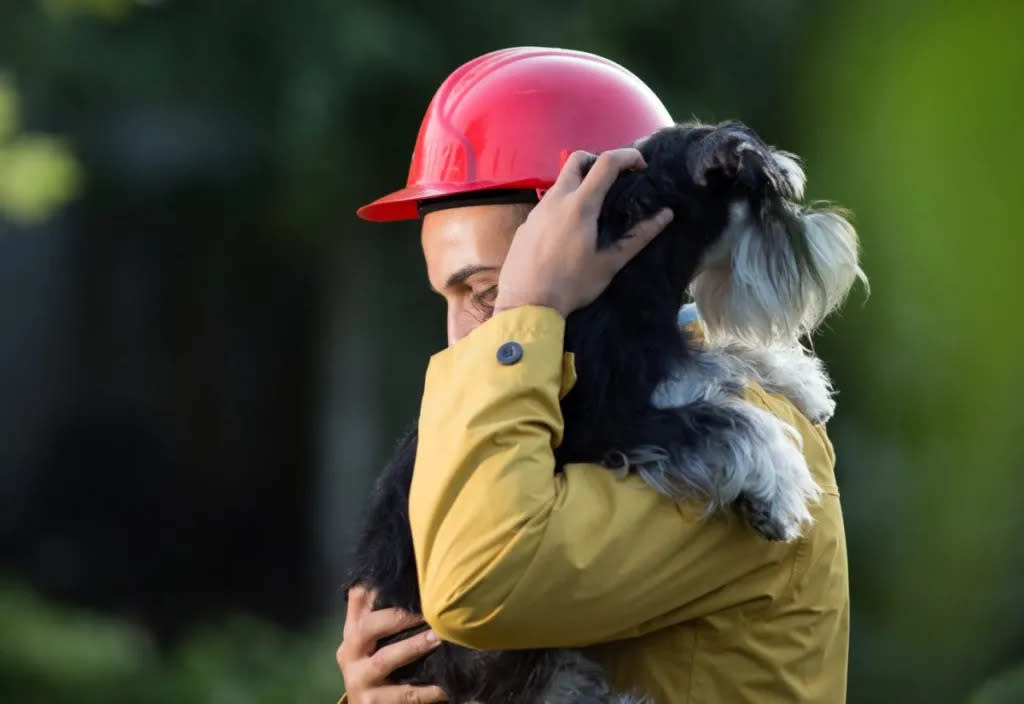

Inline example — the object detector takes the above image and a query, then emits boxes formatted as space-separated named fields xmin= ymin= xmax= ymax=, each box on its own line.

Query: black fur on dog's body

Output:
xmin=344 ymin=122 xmax=864 ymax=703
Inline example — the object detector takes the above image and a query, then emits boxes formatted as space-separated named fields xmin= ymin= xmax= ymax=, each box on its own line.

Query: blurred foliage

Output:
xmin=42 ymin=0 xmax=136 ymax=22
xmin=0 ymin=74 xmax=81 ymax=224
xmin=802 ymin=0 xmax=1024 ymax=699
xmin=0 ymin=580 xmax=342 ymax=704
xmin=970 ymin=664 xmax=1024 ymax=704
xmin=0 ymin=77 xmax=16 ymax=139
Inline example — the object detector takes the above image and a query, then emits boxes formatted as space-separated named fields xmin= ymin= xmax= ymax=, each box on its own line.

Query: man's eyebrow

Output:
xmin=444 ymin=265 xmax=498 ymax=290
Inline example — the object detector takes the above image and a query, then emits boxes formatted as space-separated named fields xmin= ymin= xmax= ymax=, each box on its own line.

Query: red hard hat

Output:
xmin=357 ymin=47 xmax=674 ymax=221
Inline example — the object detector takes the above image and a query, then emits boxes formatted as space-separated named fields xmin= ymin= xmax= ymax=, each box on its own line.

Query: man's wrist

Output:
xmin=494 ymin=290 xmax=568 ymax=317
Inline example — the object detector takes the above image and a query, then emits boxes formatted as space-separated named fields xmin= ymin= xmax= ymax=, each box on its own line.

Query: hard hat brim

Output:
xmin=356 ymin=178 xmax=549 ymax=222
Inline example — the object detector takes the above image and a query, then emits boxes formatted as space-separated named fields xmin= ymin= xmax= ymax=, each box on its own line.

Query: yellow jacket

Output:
xmin=407 ymin=306 xmax=849 ymax=703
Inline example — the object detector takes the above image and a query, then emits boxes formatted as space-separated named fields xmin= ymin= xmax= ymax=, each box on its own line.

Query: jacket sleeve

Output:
xmin=410 ymin=306 xmax=809 ymax=651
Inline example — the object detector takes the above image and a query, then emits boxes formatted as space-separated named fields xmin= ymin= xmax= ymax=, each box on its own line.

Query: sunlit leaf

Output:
xmin=0 ymin=134 xmax=83 ymax=223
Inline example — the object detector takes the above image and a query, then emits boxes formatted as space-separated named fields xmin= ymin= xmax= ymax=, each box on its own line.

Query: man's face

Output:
xmin=421 ymin=203 xmax=530 ymax=346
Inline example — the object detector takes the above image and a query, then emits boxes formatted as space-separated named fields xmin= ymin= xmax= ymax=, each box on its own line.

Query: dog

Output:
xmin=343 ymin=120 xmax=866 ymax=703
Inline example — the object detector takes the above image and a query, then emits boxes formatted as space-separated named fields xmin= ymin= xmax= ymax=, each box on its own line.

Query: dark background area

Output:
xmin=1 ymin=0 xmax=1022 ymax=701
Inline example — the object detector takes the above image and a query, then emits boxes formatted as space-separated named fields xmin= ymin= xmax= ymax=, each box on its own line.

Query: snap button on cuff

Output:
xmin=497 ymin=341 xmax=523 ymax=365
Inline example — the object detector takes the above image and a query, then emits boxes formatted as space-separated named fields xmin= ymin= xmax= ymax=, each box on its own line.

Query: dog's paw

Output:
xmin=738 ymin=492 xmax=801 ymax=542
xmin=736 ymin=407 xmax=822 ymax=541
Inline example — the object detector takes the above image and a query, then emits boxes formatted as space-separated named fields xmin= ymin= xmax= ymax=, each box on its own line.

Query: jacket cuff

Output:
xmin=422 ymin=304 xmax=575 ymax=419
xmin=463 ymin=304 xmax=566 ymax=350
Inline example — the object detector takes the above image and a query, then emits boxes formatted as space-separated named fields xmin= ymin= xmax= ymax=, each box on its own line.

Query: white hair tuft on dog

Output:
xmin=691 ymin=193 xmax=867 ymax=345
xmin=770 ymin=150 xmax=806 ymax=200
xmin=722 ymin=342 xmax=837 ymax=425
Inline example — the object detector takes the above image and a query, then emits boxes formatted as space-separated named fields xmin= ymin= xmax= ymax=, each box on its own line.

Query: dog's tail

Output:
xmin=687 ymin=122 xmax=867 ymax=345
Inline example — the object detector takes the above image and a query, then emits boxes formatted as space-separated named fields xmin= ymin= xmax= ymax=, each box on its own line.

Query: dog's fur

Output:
xmin=344 ymin=121 xmax=865 ymax=703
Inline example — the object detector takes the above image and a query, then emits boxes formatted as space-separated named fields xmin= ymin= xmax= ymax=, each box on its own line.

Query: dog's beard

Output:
xmin=690 ymin=156 xmax=867 ymax=346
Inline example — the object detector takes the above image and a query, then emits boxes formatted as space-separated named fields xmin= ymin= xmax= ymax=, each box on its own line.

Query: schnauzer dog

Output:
xmin=344 ymin=121 xmax=865 ymax=703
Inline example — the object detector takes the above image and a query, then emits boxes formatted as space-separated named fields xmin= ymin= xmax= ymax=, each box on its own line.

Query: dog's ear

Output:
xmin=689 ymin=122 xmax=867 ymax=344
xmin=686 ymin=121 xmax=804 ymax=201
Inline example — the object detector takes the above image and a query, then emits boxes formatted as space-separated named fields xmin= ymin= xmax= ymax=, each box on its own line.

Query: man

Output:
xmin=337 ymin=47 xmax=849 ymax=703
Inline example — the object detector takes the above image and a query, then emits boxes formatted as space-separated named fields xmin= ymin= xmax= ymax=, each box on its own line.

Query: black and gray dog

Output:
xmin=344 ymin=121 xmax=865 ymax=703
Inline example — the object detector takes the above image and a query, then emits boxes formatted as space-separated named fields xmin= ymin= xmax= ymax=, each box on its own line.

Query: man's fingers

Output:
xmin=344 ymin=586 xmax=369 ymax=640
xmin=605 ymin=208 xmax=674 ymax=267
xmin=368 ymin=629 xmax=442 ymax=680
xmin=347 ymin=585 xmax=367 ymax=610
xmin=374 ymin=684 xmax=448 ymax=703
xmin=577 ymin=148 xmax=646 ymax=204
xmin=548 ymin=150 xmax=597 ymax=195
xmin=362 ymin=607 xmax=427 ymax=643
xmin=347 ymin=585 xmax=377 ymax=613
xmin=407 ymin=684 xmax=448 ymax=703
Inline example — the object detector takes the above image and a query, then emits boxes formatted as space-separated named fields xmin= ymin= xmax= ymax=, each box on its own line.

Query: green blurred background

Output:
xmin=1 ymin=0 xmax=1021 ymax=701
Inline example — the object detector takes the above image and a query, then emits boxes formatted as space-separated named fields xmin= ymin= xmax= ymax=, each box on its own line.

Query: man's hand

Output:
xmin=337 ymin=586 xmax=447 ymax=703
xmin=493 ymin=148 xmax=674 ymax=317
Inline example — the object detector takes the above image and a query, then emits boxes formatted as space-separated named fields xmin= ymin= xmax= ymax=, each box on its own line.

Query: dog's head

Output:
xmin=580 ymin=120 xmax=866 ymax=346
xmin=557 ymin=121 xmax=863 ymax=462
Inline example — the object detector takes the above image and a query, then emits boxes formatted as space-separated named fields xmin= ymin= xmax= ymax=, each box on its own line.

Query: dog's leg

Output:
xmin=627 ymin=396 xmax=820 ymax=541
xmin=724 ymin=398 xmax=822 ymax=541
xmin=630 ymin=348 xmax=822 ymax=541
xmin=718 ymin=342 xmax=836 ymax=425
